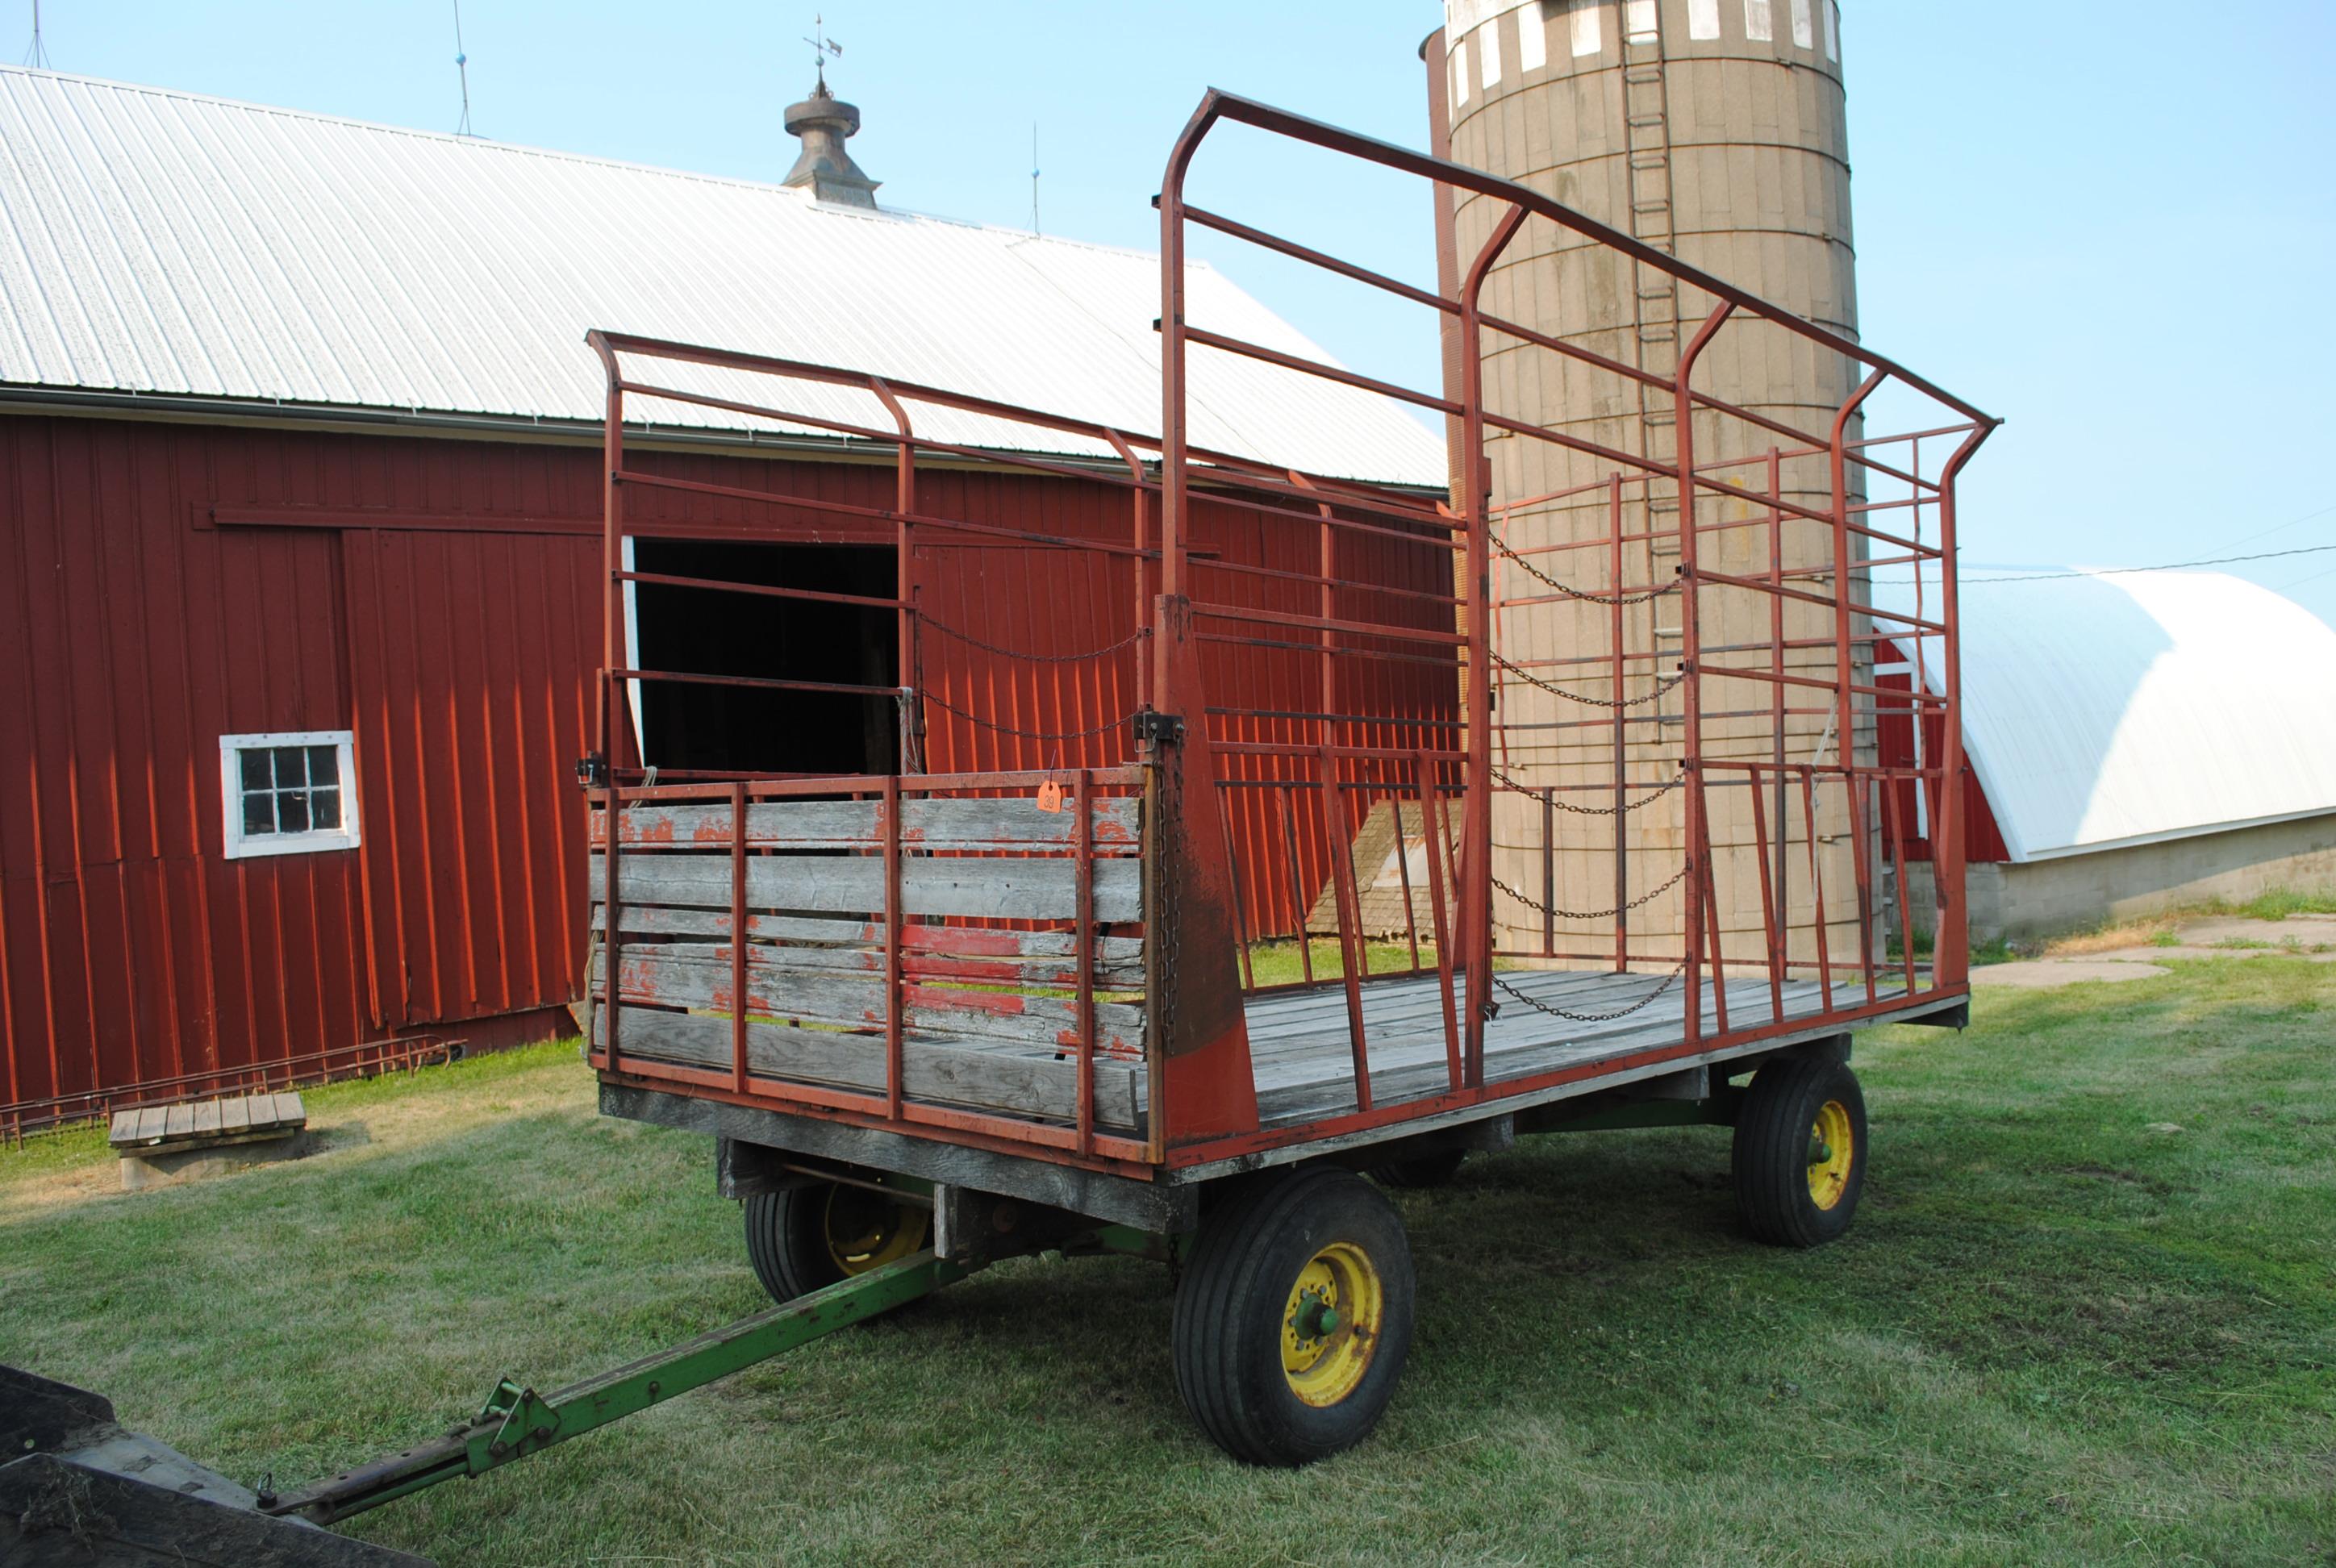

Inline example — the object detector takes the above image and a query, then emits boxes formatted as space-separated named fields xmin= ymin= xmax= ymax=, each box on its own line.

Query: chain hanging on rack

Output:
xmin=1490 ymin=864 xmax=1687 ymax=922
xmin=1491 ymin=534 xmax=1679 ymax=607
xmin=1489 ymin=764 xmax=1683 ymax=816
xmin=1492 ymin=652 xmax=1684 ymax=711
xmin=915 ymin=685 xmax=1133 ymax=744
xmin=920 ymin=617 xmax=1145 ymax=665
xmin=1491 ymin=961 xmax=1687 ymax=1024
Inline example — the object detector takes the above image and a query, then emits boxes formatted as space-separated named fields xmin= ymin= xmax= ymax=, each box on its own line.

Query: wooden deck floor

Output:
xmin=1244 ymin=966 xmax=1914 ymax=1127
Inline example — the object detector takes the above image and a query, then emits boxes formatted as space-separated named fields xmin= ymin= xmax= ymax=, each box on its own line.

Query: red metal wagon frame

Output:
xmin=582 ymin=90 xmax=1996 ymax=1194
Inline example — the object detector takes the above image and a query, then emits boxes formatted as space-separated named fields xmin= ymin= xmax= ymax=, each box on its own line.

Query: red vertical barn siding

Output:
xmin=1876 ymin=640 xmax=2009 ymax=865
xmin=0 ymin=413 xmax=1454 ymax=1117
xmin=0 ymin=414 xmax=608 ymax=1117
xmin=341 ymin=526 xmax=602 ymax=1031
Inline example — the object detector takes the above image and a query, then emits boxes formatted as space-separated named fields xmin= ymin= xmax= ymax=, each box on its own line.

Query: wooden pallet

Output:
xmin=107 ymin=1092 xmax=306 ymax=1154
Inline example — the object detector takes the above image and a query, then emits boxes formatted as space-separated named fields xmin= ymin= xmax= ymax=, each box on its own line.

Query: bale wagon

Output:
xmin=3 ymin=93 xmax=1992 ymax=1562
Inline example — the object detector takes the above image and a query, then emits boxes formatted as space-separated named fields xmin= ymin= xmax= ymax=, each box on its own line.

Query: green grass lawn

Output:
xmin=4 ymin=958 xmax=2332 ymax=1566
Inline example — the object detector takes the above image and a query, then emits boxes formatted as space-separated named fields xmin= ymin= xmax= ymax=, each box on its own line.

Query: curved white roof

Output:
xmin=1880 ymin=569 xmax=2336 ymax=861
xmin=0 ymin=66 xmax=1445 ymax=485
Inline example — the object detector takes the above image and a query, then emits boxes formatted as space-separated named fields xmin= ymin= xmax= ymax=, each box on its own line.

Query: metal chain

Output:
xmin=915 ymin=686 xmax=1132 ymax=743
xmin=1490 ymin=862 xmax=1687 ymax=921
xmin=1490 ymin=765 xmax=1683 ymax=816
xmin=1492 ymin=961 xmax=1687 ymax=1024
xmin=1493 ymin=536 xmax=1679 ymax=607
xmin=1492 ymin=652 xmax=1686 ymax=711
xmin=920 ymin=616 xmax=1146 ymax=665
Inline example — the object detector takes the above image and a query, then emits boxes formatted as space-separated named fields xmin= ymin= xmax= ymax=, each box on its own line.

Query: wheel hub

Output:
xmin=823 ymin=1185 xmax=930 ymax=1276
xmin=1280 ymin=1243 xmax=1384 ymax=1407
xmin=1805 ymin=1099 xmax=1855 ymax=1211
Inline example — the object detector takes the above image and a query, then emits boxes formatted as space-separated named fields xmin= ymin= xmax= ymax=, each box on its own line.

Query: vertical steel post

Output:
xmin=1220 ymin=799 xmax=1256 ymax=990
xmin=1416 ymin=750 xmax=1461 ymax=1091
xmin=1702 ymin=840 xmax=1730 ymax=1035
xmin=1074 ymin=769 xmax=1096 ymax=1156
xmin=1830 ymin=370 xmax=1886 ymax=1000
xmin=1158 ymin=110 xmax=1208 ymax=621
xmin=1388 ymin=760 xmax=1423 ymax=974
xmin=1802 ymin=768 xmax=1834 ymax=1011
xmin=1766 ymin=446 xmax=1787 ymax=981
xmin=1541 ymin=787 xmax=1555 ymax=959
xmin=873 ymin=381 xmax=920 ymax=774
xmin=882 ymin=776 xmax=903 ymax=1121
xmin=1103 ymin=432 xmax=1153 ymax=725
xmin=1320 ymin=745 xmax=1371 ymax=1111
xmin=1458 ymin=202 xmax=1525 ymax=1087
xmin=1280 ymin=786 xmax=1313 ymax=982
xmin=1846 ymin=776 xmax=1878 ymax=1003
xmin=1671 ymin=302 xmax=1733 ymax=1046
xmin=594 ymin=340 xmax=628 ymax=1075
xmin=1929 ymin=426 xmax=1990 ymax=988
xmin=1749 ymin=769 xmax=1785 ymax=1021
xmin=1609 ymin=472 xmax=1627 ymax=973
xmin=730 ymin=782 xmax=749 ymax=1095
xmin=1883 ymin=771 xmax=1917 ymax=995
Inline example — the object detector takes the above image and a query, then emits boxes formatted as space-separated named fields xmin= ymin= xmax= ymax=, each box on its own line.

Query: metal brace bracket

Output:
xmin=1130 ymin=709 xmax=1184 ymax=748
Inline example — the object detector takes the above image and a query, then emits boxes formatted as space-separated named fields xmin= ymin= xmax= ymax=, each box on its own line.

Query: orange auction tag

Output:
xmin=1036 ymin=779 xmax=1066 ymax=814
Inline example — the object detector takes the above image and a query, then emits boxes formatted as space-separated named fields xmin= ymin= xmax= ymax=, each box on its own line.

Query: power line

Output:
xmin=2279 ymin=559 xmax=2336 ymax=594
xmin=1953 ymin=542 xmax=2336 ymax=586
xmin=2225 ymin=499 xmax=2336 ymax=550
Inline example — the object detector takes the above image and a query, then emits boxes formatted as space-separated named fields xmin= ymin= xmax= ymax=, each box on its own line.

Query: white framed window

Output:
xmin=220 ymin=730 xmax=361 ymax=858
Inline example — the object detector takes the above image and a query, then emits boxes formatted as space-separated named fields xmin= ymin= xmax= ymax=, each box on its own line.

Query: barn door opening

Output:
xmin=628 ymin=540 xmax=899 ymax=777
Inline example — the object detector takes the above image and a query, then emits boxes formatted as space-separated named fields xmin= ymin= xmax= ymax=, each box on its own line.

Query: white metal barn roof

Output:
xmin=0 ymin=66 xmax=1446 ymax=485
xmin=1879 ymin=569 xmax=2336 ymax=862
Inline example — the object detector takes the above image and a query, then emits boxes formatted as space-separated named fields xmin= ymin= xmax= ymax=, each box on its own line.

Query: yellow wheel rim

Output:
xmin=1807 ymin=1099 xmax=1854 ymax=1211
xmin=822 ymin=1186 xmax=929 ymax=1277
xmin=1280 ymin=1241 xmax=1385 ymax=1407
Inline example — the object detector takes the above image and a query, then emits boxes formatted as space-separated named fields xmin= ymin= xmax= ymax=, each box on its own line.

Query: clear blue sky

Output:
xmin=27 ymin=2 xmax=2336 ymax=621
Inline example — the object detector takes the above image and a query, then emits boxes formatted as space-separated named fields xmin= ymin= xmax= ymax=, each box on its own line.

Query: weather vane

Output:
xmin=804 ymin=14 xmax=842 ymax=90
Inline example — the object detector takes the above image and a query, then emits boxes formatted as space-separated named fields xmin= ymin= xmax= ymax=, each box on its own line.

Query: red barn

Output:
xmin=0 ymin=66 xmax=1448 ymax=1128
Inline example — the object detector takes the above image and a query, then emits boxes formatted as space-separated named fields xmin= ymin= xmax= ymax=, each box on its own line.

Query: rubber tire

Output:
xmin=1732 ymin=1056 xmax=1867 ymax=1249
xmin=742 ymin=1184 xmax=845 ymax=1303
xmin=1368 ymin=1149 xmax=1466 ymax=1190
xmin=1173 ymin=1166 xmax=1416 ymax=1467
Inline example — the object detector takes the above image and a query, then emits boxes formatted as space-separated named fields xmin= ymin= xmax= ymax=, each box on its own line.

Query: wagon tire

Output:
xmin=744 ymin=1182 xmax=931 ymax=1304
xmin=1173 ymin=1166 xmax=1415 ymax=1467
xmin=1733 ymin=1056 xmax=1867 ymax=1249
xmin=1367 ymin=1149 xmax=1466 ymax=1189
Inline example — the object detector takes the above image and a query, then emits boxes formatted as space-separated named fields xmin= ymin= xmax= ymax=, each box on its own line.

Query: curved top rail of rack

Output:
xmin=1146 ymin=91 xmax=1996 ymax=1156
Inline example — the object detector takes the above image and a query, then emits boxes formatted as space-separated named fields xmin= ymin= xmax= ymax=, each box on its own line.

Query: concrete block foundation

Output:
xmin=1905 ymin=811 xmax=2336 ymax=943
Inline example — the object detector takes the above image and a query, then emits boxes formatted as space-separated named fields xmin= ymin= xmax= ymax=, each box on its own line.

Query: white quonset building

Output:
xmin=1879 ymin=569 xmax=2336 ymax=941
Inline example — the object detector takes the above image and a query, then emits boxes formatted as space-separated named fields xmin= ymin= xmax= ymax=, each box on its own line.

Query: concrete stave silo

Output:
xmin=1430 ymin=0 xmax=1872 ymax=971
